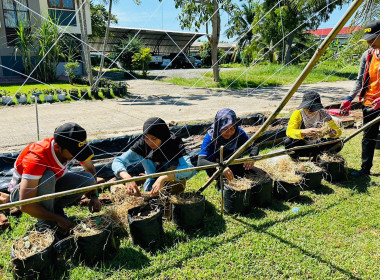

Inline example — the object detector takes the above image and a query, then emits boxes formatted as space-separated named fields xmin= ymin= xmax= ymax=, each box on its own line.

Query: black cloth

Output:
xmin=284 ymin=137 xmax=343 ymax=159
xmin=361 ymin=106 xmax=380 ymax=172
xmin=131 ymin=117 xmax=186 ymax=163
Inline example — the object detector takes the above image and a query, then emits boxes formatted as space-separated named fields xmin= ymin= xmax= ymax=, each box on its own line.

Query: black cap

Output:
xmin=54 ymin=123 xmax=94 ymax=162
xmin=298 ymin=91 xmax=323 ymax=112
xmin=362 ymin=20 xmax=380 ymax=41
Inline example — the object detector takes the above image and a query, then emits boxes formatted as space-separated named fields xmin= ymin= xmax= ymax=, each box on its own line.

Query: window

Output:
xmin=48 ymin=0 xmax=77 ymax=26
xmin=2 ymin=0 xmax=30 ymax=46
xmin=2 ymin=0 xmax=30 ymax=28
xmin=48 ymin=0 xmax=75 ymax=10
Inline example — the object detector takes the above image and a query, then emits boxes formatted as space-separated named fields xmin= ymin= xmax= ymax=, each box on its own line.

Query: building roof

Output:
xmin=89 ymin=26 xmax=206 ymax=55
xmin=305 ymin=26 xmax=362 ymax=37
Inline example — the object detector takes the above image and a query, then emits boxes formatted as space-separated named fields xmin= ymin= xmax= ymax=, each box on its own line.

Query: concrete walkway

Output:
xmin=1 ymin=79 xmax=354 ymax=153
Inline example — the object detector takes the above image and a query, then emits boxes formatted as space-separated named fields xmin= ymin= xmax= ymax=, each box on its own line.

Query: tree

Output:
xmin=90 ymin=1 xmax=118 ymax=39
xmin=76 ymin=0 xmax=93 ymax=86
xmin=132 ymin=48 xmax=152 ymax=77
xmin=171 ymin=0 xmax=240 ymax=82
xmin=199 ymin=41 xmax=225 ymax=66
xmin=225 ymin=2 xmax=259 ymax=61
xmin=228 ymin=0 xmax=348 ymax=65
xmin=95 ymin=0 xmax=140 ymax=87
xmin=115 ymin=35 xmax=144 ymax=72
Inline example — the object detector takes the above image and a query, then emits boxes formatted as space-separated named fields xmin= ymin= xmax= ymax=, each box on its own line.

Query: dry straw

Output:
xmin=13 ymin=230 xmax=54 ymax=260
xmin=296 ymin=161 xmax=322 ymax=173
xmin=170 ymin=192 xmax=203 ymax=204
xmin=319 ymin=153 xmax=345 ymax=163
xmin=73 ymin=215 xmax=112 ymax=238
xmin=256 ymin=158 xmax=302 ymax=184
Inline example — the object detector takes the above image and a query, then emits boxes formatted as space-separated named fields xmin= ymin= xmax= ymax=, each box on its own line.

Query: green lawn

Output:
xmin=0 ymin=131 xmax=378 ymax=279
xmin=0 ymin=82 xmax=89 ymax=94
xmin=163 ymin=63 xmax=359 ymax=89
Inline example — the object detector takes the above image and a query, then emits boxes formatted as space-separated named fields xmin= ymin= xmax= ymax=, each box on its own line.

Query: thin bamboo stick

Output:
xmin=197 ymin=0 xmax=364 ymax=192
xmin=220 ymin=146 xmax=224 ymax=217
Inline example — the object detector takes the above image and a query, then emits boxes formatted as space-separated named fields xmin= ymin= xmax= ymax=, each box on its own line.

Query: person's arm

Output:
xmin=348 ymin=50 xmax=369 ymax=101
xmin=174 ymin=156 xmax=196 ymax=181
xmin=286 ymin=110 xmax=304 ymax=139
xmin=112 ymin=150 xmax=145 ymax=196
xmin=19 ymin=178 xmax=74 ymax=233
xmin=326 ymin=120 xmax=342 ymax=138
xmin=80 ymin=159 xmax=102 ymax=212
xmin=197 ymin=155 xmax=216 ymax=166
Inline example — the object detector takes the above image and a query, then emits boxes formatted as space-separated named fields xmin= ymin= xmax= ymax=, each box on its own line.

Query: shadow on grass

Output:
xmin=291 ymin=195 xmax=314 ymax=205
xmin=135 ymin=195 xmax=350 ymax=278
xmin=334 ymin=168 xmax=372 ymax=193
xmin=267 ymin=199 xmax=290 ymax=212
xmin=313 ymin=184 xmax=334 ymax=195
xmin=232 ymin=215 xmax=362 ymax=280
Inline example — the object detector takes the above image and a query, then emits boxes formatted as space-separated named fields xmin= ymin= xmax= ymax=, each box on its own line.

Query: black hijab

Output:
xmin=208 ymin=108 xmax=242 ymax=154
xmin=131 ymin=117 xmax=186 ymax=162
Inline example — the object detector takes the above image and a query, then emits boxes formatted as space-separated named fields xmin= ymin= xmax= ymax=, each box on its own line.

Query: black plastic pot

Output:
xmin=171 ymin=192 xmax=205 ymax=231
xmin=376 ymin=133 xmax=380 ymax=150
xmin=272 ymin=181 xmax=300 ymax=201
xmin=318 ymin=158 xmax=346 ymax=182
xmin=296 ymin=170 xmax=323 ymax=190
xmin=12 ymin=238 xmax=55 ymax=279
xmin=223 ymin=184 xmax=252 ymax=214
xmin=128 ymin=204 xmax=163 ymax=249
xmin=251 ymin=178 xmax=273 ymax=207
xmin=74 ymin=216 xmax=119 ymax=264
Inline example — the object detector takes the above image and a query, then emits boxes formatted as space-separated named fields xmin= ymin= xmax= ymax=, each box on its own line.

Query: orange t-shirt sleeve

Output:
xmin=21 ymin=153 xmax=47 ymax=180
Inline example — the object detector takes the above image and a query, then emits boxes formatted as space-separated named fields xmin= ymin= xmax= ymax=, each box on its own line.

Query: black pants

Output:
xmin=284 ymin=137 xmax=342 ymax=159
xmin=361 ymin=107 xmax=380 ymax=172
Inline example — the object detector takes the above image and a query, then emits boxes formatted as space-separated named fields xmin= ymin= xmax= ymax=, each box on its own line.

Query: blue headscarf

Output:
xmin=208 ymin=108 xmax=242 ymax=153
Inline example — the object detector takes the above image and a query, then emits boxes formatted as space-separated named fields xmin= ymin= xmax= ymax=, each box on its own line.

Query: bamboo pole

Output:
xmin=198 ymin=0 xmax=364 ymax=192
xmin=0 ymin=139 xmax=347 ymax=211
xmin=327 ymin=116 xmax=380 ymax=152
xmin=343 ymin=116 xmax=380 ymax=143
xmin=0 ymin=149 xmax=295 ymax=211
xmin=219 ymin=146 xmax=224 ymax=217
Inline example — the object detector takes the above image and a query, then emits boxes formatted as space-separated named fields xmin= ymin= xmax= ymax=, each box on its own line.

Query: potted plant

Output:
xmin=17 ymin=93 xmax=27 ymax=104
xmin=42 ymin=89 xmax=53 ymax=103
xmin=2 ymin=93 xmax=13 ymax=105
xmin=56 ymin=89 xmax=67 ymax=101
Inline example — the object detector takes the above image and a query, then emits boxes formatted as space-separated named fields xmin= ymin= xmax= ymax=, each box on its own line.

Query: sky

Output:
xmin=95 ymin=0 xmax=351 ymax=42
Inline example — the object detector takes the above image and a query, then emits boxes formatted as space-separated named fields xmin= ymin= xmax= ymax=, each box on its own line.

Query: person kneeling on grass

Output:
xmin=197 ymin=108 xmax=259 ymax=185
xmin=8 ymin=123 xmax=102 ymax=234
xmin=112 ymin=117 xmax=196 ymax=197
xmin=285 ymin=91 xmax=342 ymax=160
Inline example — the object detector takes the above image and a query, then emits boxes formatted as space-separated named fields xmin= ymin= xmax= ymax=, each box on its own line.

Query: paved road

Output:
xmin=1 ymin=79 xmax=354 ymax=153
